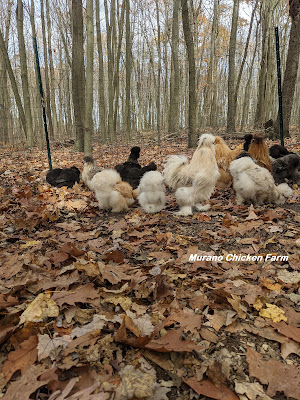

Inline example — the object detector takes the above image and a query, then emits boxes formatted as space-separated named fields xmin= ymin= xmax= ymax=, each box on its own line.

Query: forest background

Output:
xmin=0 ymin=0 xmax=299 ymax=153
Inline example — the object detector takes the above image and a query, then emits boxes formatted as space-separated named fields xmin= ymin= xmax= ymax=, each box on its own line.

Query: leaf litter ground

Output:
xmin=0 ymin=133 xmax=299 ymax=400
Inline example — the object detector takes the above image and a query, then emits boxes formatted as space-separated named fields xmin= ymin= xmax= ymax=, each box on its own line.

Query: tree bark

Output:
xmin=125 ymin=0 xmax=131 ymax=141
xmin=17 ymin=0 xmax=34 ymax=146
xmin=234 ymin=0 xmax=258 ymax=127
xmin=168 ymin=0 xmax=180 ymax=134
xmin=104 ymin=0 xmax=114 ymax=140
xmin=71 ymin=0 xmax=85 ymax=151
xmin=181 ymin=0 xmax=197 ymax=148
xmin=0 ymin=0 xmax=12 ymax=143
xmin=155 ymin=0 xmax=161 ymax=145
xmin=203 ymin=0 xmax=219 ymax=127
xmin=84 ymin=0 xmax=94 ymax=155
xmin=0 ymin=27 xmax=26 ymax=139
xmin=46 ymin=0 xmax=58 ymax=139
xmin=40 ymin=0 xmax=54 ymax=140
xmin=30 ymin=0 xmax=44 ymax=146
xmin=275 ymin=2 xmax=300 ymax=137
xmin=95 ymin=0 xmax=107 ymax=143
xmin=226 ymin=0 xmax=239 ymax=133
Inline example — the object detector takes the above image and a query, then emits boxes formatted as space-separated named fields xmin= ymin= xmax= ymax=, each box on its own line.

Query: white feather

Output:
xmin=229 ymin=156 xmax=293 ymax=205
xmin=137 ymin=171 xmax=166 ymax=213
xmin=163 ymin=134 xmax=217 ymax=190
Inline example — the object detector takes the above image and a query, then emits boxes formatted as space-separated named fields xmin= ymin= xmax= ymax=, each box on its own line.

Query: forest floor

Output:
xmin=0 ymin=131 xmax=300 ymax=400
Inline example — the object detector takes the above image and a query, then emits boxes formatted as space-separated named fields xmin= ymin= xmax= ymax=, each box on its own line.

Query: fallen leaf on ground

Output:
xmin=246 ymin=347 xmax=300 ymax=399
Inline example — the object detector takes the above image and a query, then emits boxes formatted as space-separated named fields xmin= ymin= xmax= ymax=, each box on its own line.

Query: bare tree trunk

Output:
xmin=29 ymin=0 xmax=44 ymax=147
xmin=125 ymin=0 xmax=131 ymax=141
xmin=241 ymin=21 xmax=259 ymax=131
xmin=71 ymin=0 xmax=85 ymax=151
xmin=254 ymin=1 xmax=275 ymax=127
xmin=227 ymin=0 xmax=239 ymax=133
xmin=203 ymin=0 xmax=219 ymax=127
xmin=46 ymin=0 xmax=58 ymax=139
xmin=17 ymin=0 xmax=34 ymax=146
xmin=234 ymin=0 xmax=258 ymax=128
xmin=104 ymin=0 xmax=114 ymax=140
xmin=0 ymin=0 xmax=12 ymax=143
xmin=84 ymin=0 xmax=94 ymax=154
xmin=155 ymin=0 xmax=161 ymax=145
xmin=168 ymin=0 xmax=180 ymax=134
xmin=275 ymin=2 xmax=300 ymax=137
xmin=112 ymin=2 xmax=125 ymax=135
xmin=181 ymin=0 xmax=197 ymax=148
xmin=95 ymin=0 xmax=107 ymax=143
xmin=40 ymin=0 xmax=54 ymax=140
xmin=0 ymin=27 xmax=26 ymax=139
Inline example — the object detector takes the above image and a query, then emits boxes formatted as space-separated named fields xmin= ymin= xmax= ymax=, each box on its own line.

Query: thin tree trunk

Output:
xmin=29 ymin=0 xmax=44 ymax=147
xmin=241 ymin=21 xmax=259 ymax=131
xmin=95 ymin=0 xmax=107 ymax=143
xmin=0 ymin=27 xmax=26 ymax=139
xmin=275 ymin=3 xmax=300 ymax=137
xmin=234 ymin=0 xmax=258 ymax=126
xmin=17 ymin=0 xmax=34 ymax=146
xmin=0 ymin=0 xmax=12 ymax=143
xmin=254 ymin=1 xmax=275 ymax=127
xmin=203 ymin=0 xmax=219 ymax=127
xmin=227 ymin=0 xmax=239 ymax=133
xmin=84 ymin=0 xmax=94 ymax=154
xmin=181 ymin=0 xmax=197 ymax=148
xmin=168 ymin=0 xmax=180 ymax=133
xmin=71 ymin=0 xmax=85 ymax=151
xmin=112 ymin=2 xmax=125 ymax=135
xmin=125 ymin=0 xmax=131 ymax=141
xmin=104 ymin=0 xmax=114 ymax=140
xmin=155 ymin=0 xmax=161 ymax=145
xmin=40 ymin=0 xmax=54 ymax=140
xmin=46 ymin=0 xmax=58 ymax=139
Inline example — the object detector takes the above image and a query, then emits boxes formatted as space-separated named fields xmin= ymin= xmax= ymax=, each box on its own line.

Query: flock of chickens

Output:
xmin=46 ymin=132 xmax=299 ymax=215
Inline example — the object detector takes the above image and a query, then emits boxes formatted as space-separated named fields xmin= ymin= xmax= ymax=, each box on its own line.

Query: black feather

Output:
xmin=46 ymin=166 xmax=80 ymax=188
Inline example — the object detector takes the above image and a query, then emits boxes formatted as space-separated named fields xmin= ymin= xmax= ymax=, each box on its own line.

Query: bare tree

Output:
xmin=274 ymin=0 xmax=300 ymax=137
xmin=168 ymin=0 xmax=180 ymax=134
xmin=181 ymin=0 xmax=197 ymax=147
xmin=17 ymin=0 xmax=34 ymax=146
xmin=227 ymin=0 xmax=239 ymax=133
xmin=125 ymin=0 xmax=131 ymax=141
xmin=0 ymin=0 xmax=12 ymax=143
xmin=95 ymin=0 xmax=107 ymax=142
xmin=84 ymin=0 xmax=94 ymax=154
xmin=71 ymin=0 xmax=85 ymax=151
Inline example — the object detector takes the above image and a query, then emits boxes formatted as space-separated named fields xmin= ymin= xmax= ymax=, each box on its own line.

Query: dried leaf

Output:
xmin=183 ymin=377 xmax=239 ymax=400
xmin=145 ymin=329 xmax=200 ymax=353
xmin=19 ymin=293 xmax=59 ymax=324
xmin=2 ymin=335 xmax=38 ymax=382
xmin=2 ymin=365 xmax=56 ymax=400
xmin=247 ymin=347 xmax=300 ymax=398
xmin=259 ymin=303 xmax=287 ymax=323
xmin=52 ymin=284 xmax=99 ymax=307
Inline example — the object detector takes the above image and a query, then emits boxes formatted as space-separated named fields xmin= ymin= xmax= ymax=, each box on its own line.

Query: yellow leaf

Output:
xmin=261 ymin=278 xmax=282 ymax=293
xmin=259 ymin=303 xmax=287 ymax=323
xmin=263 ymin=236 xmax=277 ymax=249
xmin=104 ymin=296 xmax=132 ymax=311
xmin=20 ymin=240 xmax=41 ymax=249
xmin=20 ymin=293 xmax=59 ymax=324
xmin=253 ymin=298 xmax=264 ymax=311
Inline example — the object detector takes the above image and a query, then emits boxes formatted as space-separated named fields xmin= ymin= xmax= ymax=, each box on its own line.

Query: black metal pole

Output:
xmin=33 ymin=36 xmax=52 ymax=170
xmin=275 ymin=27 xmax=284 ymax=146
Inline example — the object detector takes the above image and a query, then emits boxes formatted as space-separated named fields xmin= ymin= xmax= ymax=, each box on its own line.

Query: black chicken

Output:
xmin=115 ymin=147 xmax=157 ymax=189
xmin=272 ymin=154 xmax=300 ymax=184
xmin=46 ymin=166 xmax=80 ymax=188
xmin=269 ymin=144 xmax=292 ymax=159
